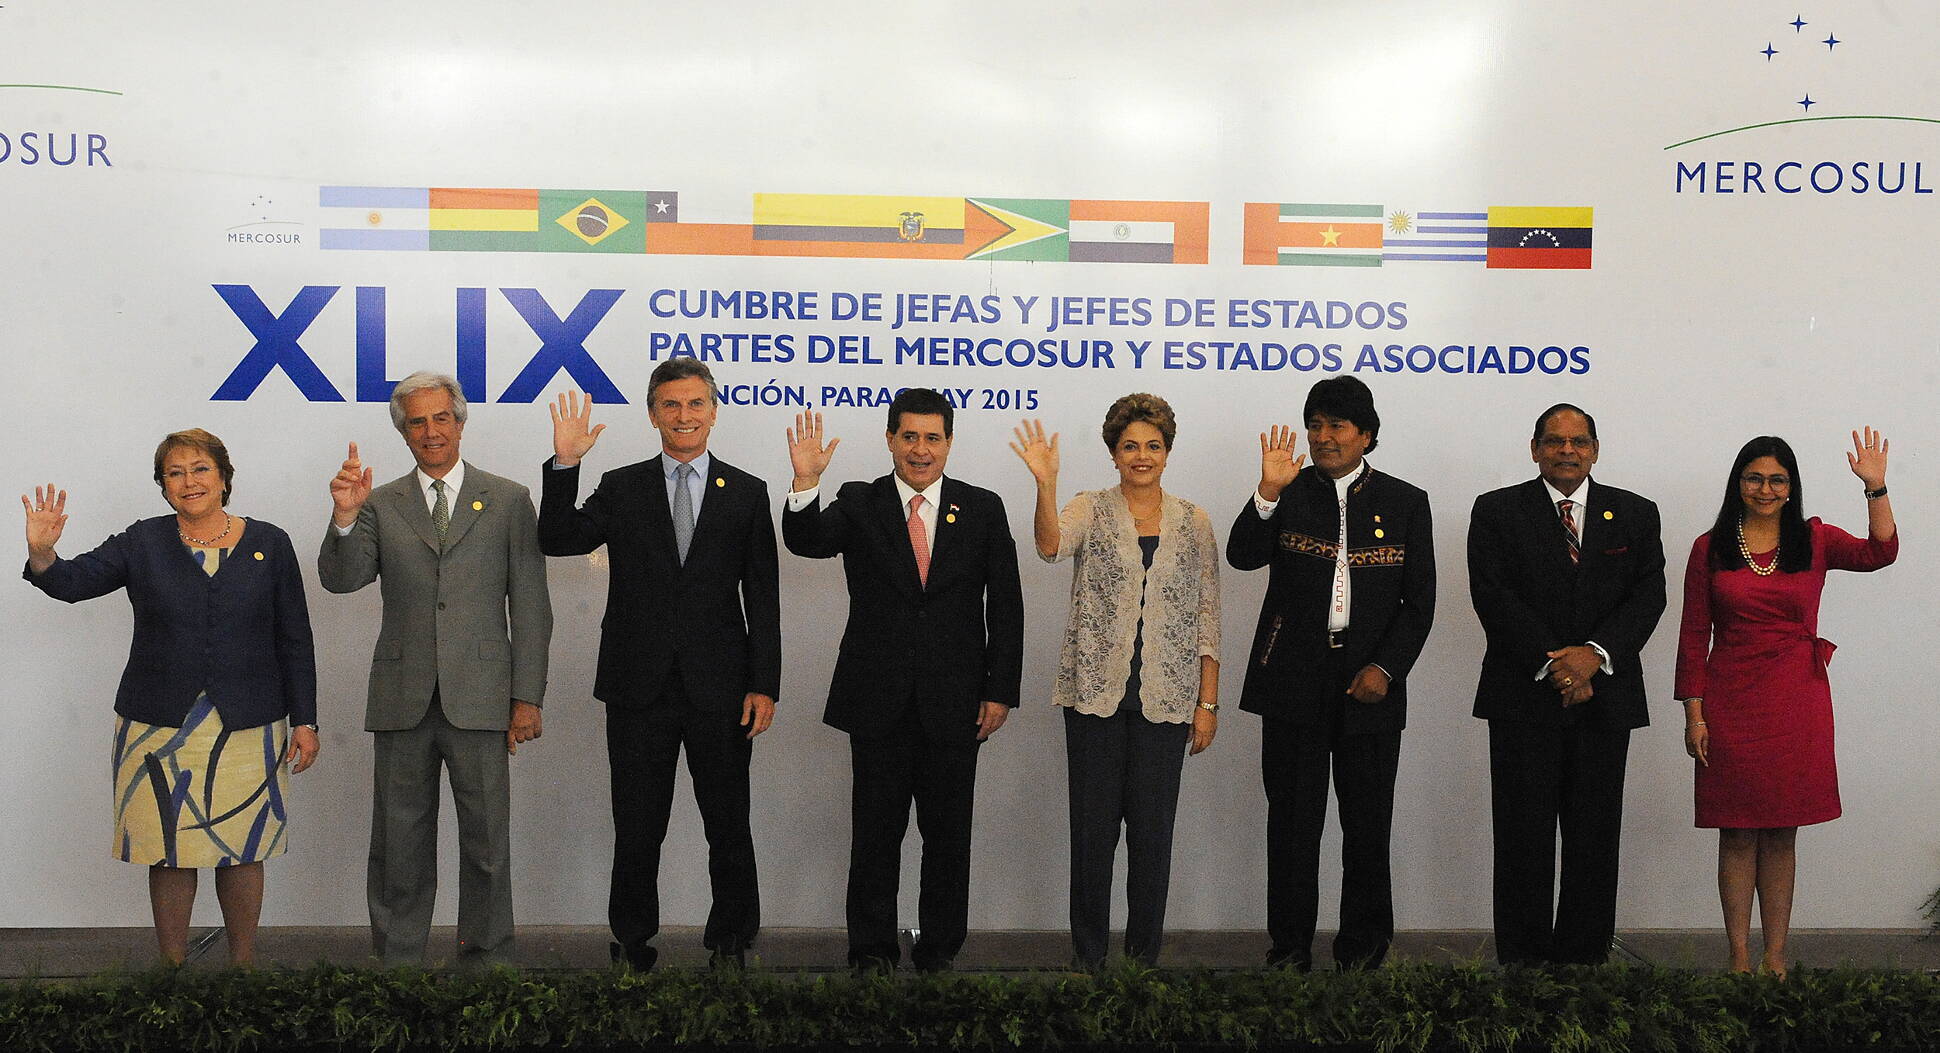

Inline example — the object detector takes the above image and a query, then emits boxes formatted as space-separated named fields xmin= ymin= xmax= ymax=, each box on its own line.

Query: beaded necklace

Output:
xmin=1735 ymin=517 xmax=1778 ymax=577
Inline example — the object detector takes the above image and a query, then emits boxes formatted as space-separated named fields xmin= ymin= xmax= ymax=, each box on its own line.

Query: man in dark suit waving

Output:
xmin=537 ymin=359 xmax=779 ymax=971
xmin=1467 ymin=403 xmax=1665 ymax=966
xmin=782 ymin=388 xmax=1023 ymax=972
xmin=1228 ymin=376 xmax=1434 ymax=972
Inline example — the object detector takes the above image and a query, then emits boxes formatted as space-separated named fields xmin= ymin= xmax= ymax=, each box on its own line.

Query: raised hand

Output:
xmin=550 ymin=390 xmax=607 ymax=467
xmin=1008 ymin=418 xmax=1060 ymax=483
xmin=1258 ymin=425 xmax=1305 ymax=501
xmin=1847 ymin=426 xmax=1888 ymax=489
xmin=786 ymin=410 xmax=840 ymax=491
xmin=22 ymin=484 xmax=68 ymax=571
xmin=329 ymin=441 xmax=374 ymax=527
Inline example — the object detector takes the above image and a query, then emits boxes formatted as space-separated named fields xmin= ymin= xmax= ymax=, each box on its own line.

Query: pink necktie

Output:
xmin=907 ymin=495 xmax=930 ymax=586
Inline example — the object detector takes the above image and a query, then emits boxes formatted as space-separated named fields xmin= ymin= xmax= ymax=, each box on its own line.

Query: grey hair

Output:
xmin=646 ymin=358 xmax=720 ymax=405
xmin=388 ymin=371 xmax=469 ymax=433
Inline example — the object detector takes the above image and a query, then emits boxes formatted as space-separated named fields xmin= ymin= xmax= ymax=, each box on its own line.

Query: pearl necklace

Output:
xmin=179 ymin=513 xmax=234 ymax=548
xmin=1735 ymin=518 xmax=1777 ymax=577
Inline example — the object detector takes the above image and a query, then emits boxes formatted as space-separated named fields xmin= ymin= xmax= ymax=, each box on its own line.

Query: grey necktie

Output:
xmin=430 ymin=479 xmax=450 ymax=548
xmin=673 ymin=462 xmax=696 ymax=564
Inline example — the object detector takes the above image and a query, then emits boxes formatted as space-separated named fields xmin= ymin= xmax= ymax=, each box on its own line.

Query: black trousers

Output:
xmin=605 ymin=672 xmax=760 ymax=954
xmin=1487 ymin=719 xmax=1630 ymax=965
xmin=1260 ymin=656 xmax=1402 ymax=969
xmin=1064 ymin=704 xmax=1189 ymax=966
xmin=846 ymin=717 xmax=981 ymax=969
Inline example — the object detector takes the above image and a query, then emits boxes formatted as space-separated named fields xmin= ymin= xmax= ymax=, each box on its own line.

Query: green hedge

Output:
xmin=3 ymin=963 xmax=1938 ymax=1052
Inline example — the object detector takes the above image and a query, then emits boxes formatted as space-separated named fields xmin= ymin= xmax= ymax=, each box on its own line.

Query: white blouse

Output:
xmin=1042 ymin=487 xmax=1220 ymax=722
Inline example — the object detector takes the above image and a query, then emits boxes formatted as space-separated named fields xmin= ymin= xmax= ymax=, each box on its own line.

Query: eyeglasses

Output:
xmin=163 ymin=466 xmax=217 ymax=484
xmin=1739 ymin=472 xmax=1791 ymax=491
xmin=1537 ymin=436 xmax=1595 ymax=451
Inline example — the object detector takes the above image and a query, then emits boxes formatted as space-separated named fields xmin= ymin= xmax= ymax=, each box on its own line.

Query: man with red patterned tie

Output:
xmin=781 ymin=388 xmax=1024 ymax=973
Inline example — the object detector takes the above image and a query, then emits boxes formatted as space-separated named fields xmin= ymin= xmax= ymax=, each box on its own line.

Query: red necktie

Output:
xmin=1559 ymin=499 xmax=1581 ymax=564
xmin=907 ymin=495 xmax=930 ymax=585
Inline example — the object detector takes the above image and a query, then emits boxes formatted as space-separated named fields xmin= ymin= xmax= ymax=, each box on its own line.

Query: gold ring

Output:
xmin=1563 ymin=677 xmax=1574 ymax=686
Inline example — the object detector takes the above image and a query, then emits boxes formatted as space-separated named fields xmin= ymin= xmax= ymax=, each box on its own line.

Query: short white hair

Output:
xmin=388 ymin=371 xmax=469 ymax=433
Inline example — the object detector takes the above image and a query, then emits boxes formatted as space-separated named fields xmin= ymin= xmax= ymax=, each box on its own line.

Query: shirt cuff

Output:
xmin=785 ymin=486 xmax=819 ymax=512
xmin=332 ymin=521 xmax=355 ymax=537
xmin=1252 ymin=491 xmax=1279 ymax=518
xmin=1532 ymin=659 xmax=1554 ymax=682
xmin=1368 ymin=662 xmax=1393 ymax=682
xmin=1587 ymin=641 xmax=1614 ymax=675
xmin=550 ymin=459 xmax=575 ymax=470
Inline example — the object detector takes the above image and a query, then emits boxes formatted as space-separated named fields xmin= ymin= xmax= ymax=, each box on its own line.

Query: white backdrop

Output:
xmin=3 ymin=1 xmax=1936 ymax=932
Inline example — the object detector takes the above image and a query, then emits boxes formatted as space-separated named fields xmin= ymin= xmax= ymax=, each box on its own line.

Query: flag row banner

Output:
xmin=319 ymin=188 xmax=1590 ymax=269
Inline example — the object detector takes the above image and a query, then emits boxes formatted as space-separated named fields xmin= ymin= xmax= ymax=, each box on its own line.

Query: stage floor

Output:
xmin=3 ymin=927 xmax=1936 ymax=978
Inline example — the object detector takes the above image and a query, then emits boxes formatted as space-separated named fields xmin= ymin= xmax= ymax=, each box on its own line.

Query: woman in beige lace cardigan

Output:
xmin=1012 ymin=393 xmax=1219 ymax=969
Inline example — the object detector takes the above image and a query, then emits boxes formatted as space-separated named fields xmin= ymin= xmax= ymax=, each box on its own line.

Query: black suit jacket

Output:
xmin=1467 ymin=478 xmax=1666 ymax=730
xmin=1228 ymin=465 xmax=1435 ymax=734
xmin=538 ymin=454 xmax=781 ymax=712
xmin=782 ymin=475 xmax=1023 ymax=741
xmin=26 ymin=516 xmax=317 ymax=729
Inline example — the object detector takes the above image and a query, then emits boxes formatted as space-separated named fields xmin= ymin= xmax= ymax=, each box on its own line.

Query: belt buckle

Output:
xmin=1328 ymin=630 xmax=1345 ymax=649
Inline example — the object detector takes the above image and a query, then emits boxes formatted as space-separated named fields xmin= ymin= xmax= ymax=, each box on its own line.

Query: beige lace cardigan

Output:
xmin=1041 ymin=487 xmax=1220 ymax=721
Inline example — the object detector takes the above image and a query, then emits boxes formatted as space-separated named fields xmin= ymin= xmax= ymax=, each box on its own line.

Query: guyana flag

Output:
xmin=1486 ymin=206 xmax=1592 ymax=269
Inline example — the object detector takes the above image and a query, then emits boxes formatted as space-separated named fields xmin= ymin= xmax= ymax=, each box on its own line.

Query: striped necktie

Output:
xmin=1558 ymin=498 xmax=1580 ymax=564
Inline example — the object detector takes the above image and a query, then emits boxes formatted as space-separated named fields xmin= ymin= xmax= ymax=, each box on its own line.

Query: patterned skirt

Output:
xmin=112 ymin=693 xmax=291 ymax=867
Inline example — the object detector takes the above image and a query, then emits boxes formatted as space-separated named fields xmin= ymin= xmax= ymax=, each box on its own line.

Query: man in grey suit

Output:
xmin=318 ymin=371 xmax=553 ymax=966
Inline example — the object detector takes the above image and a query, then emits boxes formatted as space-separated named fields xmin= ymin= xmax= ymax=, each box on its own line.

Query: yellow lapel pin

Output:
xmin=1603 ymin=510 xmax=1614 ymax=520
xmin=253 ymin=551 xmax=264 ymax=561
xmin=715 ymin=477 xmax=725 ymax=488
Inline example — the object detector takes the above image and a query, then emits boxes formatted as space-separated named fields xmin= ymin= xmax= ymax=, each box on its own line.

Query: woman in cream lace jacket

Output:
xmin=1012 ymin=393 xmax=1219 ymax=969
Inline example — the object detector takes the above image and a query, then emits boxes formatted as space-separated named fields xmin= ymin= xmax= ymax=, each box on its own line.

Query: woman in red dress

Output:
xmin=1674 ymin=429 xmax=1896 ymax=975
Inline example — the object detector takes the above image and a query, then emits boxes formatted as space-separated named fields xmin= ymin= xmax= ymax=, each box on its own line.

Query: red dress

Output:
xmin=1673 ymin=518 xmax=1897 ymax=828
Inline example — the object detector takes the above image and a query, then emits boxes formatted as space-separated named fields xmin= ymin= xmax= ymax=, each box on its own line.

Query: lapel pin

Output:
xmin=946 ymin=513 xmax=957 ymax=523
xmin=1374 ymin=514 xmax=1382 ymax=523
xmin=253 ymin=551 xmax=265 ymax=561
xmin=1603 ymin=510 xmax=1614 ymax=520
xmin=715 ymin=477 xmax=725 ymax=488
xmin=1374 ymin=528 xmax=1385 ymax=539
xmin=472 ymin=500 xmax=484 ymax=511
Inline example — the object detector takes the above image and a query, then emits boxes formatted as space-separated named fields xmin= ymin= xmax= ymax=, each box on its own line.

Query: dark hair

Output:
xmin=1532 ymin=403 xmax=1598 ymax=444
xmin=153 ymin=428 xmax=235 ymax=506
xmin=1708 ymin=435 xmax=1811 ymax=573
xmin=1101 ymin=393 xmax=1176 ymax=450
xmin=647 ymin=358 xmax=719 ymax=405
xmin=1303 ymin=376 xmax=1380 ymax=452
xmin=886 ymin=388 xmax=954 ymax=437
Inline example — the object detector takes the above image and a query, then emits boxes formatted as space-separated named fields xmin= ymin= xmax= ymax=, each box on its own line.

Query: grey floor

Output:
xmin=4 ymin=926 xmax=1937 ymax=978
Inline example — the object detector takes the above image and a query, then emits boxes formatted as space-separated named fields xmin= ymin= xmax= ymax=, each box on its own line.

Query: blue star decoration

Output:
xmin=1798 ymin=93 xmax=1815 ymax=112
xmin=1761 ymin=42 xmax=1778 ymax=60
xmin=1791 ymin=14 xmax=1808 ymax=31
xmin=1822 ymin=32 xmax=1839 ymax=50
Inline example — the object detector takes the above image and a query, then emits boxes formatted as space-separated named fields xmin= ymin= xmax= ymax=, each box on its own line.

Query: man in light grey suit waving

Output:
xmin=319 ymin=371 xmax=552 ymax=966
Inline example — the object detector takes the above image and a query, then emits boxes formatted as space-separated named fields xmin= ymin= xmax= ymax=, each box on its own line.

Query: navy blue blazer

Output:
xmin=24 ymin=515 xmax=318 ymax=729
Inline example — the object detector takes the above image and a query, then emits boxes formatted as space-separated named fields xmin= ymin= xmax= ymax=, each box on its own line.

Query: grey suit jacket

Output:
xmin=318 ymin=463 xmax=552 ymax=732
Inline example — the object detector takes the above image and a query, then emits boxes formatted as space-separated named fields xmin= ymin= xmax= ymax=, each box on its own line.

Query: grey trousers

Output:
xmin=1064 ymin=703 xmax=1189 ymax=967
xmin=368 ymin=695 xmax=514 ymax=965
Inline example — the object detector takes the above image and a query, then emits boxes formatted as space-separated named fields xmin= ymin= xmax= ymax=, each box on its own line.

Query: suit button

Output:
xmin=438 ymin=602 xmax=446 ymax=611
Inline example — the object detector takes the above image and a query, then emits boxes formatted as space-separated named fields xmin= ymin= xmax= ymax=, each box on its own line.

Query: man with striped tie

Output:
xmin=781 ymin=388 xmax=1024 ymax=973
xmin=1466 ymin=403 xmax=1666 ymax=966
xmin=537 ymin=359 xmax=780 ymax=972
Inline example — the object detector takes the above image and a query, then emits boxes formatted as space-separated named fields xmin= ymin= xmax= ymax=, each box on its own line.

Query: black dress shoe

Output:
xmin=610 ymin=940 xmax=658 ymax=971
xmin=1264 ymin=949 xmax=1312 ymax=972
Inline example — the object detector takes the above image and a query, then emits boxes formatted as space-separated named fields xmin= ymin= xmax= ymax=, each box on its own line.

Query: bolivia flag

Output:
xmin=1486 ymin=207 xmax=1593 ymax=269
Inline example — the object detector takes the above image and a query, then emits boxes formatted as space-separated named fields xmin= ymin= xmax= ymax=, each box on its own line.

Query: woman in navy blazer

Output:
xmin=22 ymin=429 xmax=318 ymax=965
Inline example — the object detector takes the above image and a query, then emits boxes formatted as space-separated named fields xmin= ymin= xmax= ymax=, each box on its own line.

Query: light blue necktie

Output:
xmin=673 ymin=462 xmax=696 ymax=564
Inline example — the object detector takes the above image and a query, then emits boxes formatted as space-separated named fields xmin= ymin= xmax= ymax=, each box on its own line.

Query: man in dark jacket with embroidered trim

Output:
xmin=1228 ymin=376 xmax=1435 ymax=971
